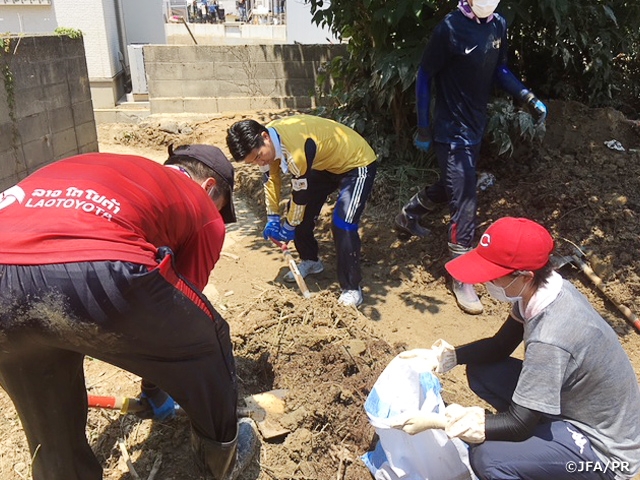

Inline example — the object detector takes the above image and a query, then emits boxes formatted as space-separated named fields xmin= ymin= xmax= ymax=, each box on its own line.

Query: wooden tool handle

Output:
xmin=571 ymin=255 xmax=640 ymax=332
xmin=271 ymin=238 xmax=311 ymax=299
xmin=285 ymin=252 xmax=312 ymax=299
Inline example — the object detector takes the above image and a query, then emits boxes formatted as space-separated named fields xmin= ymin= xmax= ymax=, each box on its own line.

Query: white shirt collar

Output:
xmin=267 ymin=127 xmax=288 ymax=174
xmin=518 ymin=270 xmax=563 ymax=320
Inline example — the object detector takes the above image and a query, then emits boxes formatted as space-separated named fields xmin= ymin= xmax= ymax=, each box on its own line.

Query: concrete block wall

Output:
xmin=144 ymin=44 xmax=346 ymax=114
xmin=165 ymin=23 xmax=287 ymax=46
xmin=0 ymin=35 xmax=98 ymax=190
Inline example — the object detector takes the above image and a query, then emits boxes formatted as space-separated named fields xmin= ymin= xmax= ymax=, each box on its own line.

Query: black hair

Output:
xmin=164 ymin=154 xmax=231 ymax=202
xmin=226 ymin=119 xmax=268 ymax=161
xmin=532 ymin=262 xmax=555 ymax=288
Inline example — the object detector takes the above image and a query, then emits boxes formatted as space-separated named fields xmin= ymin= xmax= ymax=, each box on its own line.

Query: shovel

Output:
xmin=551 ymin=252 xmax=640 ymax=333
xmin=270 ymin=238 xmax=312 ymax=299
xmin=87 ymin=389 xmax=291 ymax=440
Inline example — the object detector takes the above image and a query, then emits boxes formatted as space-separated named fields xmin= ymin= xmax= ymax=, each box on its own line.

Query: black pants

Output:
xmin=0 ymin=253 xmax=237 ymax=480
xmin=422 ymin=142 xmax=480 ymax=248
xmin=466 ymin=360 xmax=616 ymax=480
xmin=293 ymin=163 xmax=377 ymax=291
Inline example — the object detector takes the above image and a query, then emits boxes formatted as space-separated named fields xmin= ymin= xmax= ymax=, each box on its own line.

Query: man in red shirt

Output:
xmin=0 ymin=145 xmax=255 ymax=480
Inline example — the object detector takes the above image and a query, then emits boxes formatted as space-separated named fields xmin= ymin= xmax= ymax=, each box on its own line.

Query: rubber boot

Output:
xmin=448 ymin=243 xmax=483 ymax=315
xmin=191 ymin=418 xmax=259 ymax=480
xmin=227 ymin=418 xmax=259 ymax=480
xmin=191 ymin=427 xmax=236 ymax=480
xmin=394 ymin=190 xmax=436 ymax=239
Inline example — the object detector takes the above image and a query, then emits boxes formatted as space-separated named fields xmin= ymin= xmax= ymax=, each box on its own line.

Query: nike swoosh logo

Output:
xmin=465 ymin=45 xmax=478 ymax=54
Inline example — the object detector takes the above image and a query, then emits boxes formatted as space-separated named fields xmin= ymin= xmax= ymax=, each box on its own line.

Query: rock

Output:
xmin=346 ymin=339 xmax=367 ymax=356
xmin=159 ymin=121 xmax=180 ymax=134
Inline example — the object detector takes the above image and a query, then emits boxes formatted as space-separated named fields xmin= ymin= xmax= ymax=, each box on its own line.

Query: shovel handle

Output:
xmin=270 ymin=238 xmax=312 ymax=299
xmin=88 ymin=394 xmax=252 ymax=418
xmin=571 ymin=255 xmax=640 ymax=333
xmin=87 ymin=394 xmax=148 ymax=414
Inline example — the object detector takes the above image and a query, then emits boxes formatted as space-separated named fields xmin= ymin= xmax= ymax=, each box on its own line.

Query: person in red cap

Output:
xmin=399 ymin=217 xmax=640 ymax=479
xmin=0 ymin=146 xmax=258 ymax=480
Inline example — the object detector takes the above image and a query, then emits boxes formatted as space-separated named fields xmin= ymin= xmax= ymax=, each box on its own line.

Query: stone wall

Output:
xmin=0 ymin=34 xmax=98 ymax=190
xmin=144 ymin=43 xmax=346 ymax=114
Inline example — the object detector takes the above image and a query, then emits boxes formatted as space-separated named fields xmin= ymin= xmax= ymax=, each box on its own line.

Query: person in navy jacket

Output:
xmin=395 ymin=0 xmax=547 ymax=315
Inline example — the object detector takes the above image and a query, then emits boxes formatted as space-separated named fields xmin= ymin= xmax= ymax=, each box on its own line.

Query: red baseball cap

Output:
xmin=445 ymin=217 xmax=554 ymax=284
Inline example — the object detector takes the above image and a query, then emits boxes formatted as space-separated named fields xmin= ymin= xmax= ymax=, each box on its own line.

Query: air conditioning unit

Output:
xmin=127 ymin=44 xmax=148 ymax=96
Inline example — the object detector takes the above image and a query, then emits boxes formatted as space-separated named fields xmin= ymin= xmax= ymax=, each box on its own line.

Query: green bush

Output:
xmin=309 ymin=0 xmax=640 ymax=162
xmin=54 ymin=27 xmax=83 ymax=39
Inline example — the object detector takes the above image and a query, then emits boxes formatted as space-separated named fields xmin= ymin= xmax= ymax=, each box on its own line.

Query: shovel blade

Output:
xmin=239 ymin=389 xmax=290 ymax=440
xmin=550 ymin=254 xmax=573 ymax=270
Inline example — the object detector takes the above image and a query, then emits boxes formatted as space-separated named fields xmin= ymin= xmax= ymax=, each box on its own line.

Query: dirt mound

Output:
xmin=233 ymin=287 xmax=400 ymax=479
xmin=476 ymin=99 xmax=640 ymax=333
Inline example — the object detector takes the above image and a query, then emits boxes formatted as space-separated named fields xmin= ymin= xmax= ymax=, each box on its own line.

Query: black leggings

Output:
xmin=0 ymin=254 xmax=237 ymax=480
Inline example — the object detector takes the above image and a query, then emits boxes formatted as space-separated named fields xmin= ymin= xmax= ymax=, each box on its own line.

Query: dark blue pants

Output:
xmin=0 ymin=252 xmax=237 ymax=480
xmin=294 ymin=163 xmax=377 ymax=290
xmin=466 ymin=360 xmax=616 ymax=480
xmin=423 ymin=142 xmax=480 ymax=248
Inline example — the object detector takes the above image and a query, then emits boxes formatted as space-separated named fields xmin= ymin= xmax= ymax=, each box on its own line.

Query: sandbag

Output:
xmin=361 ymin=354 xmax=476 ymax=480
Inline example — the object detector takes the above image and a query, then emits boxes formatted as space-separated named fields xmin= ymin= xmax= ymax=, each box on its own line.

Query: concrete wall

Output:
xmin=165 ymin=22 xmax=287 ymax=45
xmin=144 ymin=43 xmax=345 ymax=114
xmin=0 ymin=0 xmax=130 ymax=109
xmin=0 ymin=3 xmax=56 ymax=32
xmin=0 ymin=35 xmax=98 ymax=190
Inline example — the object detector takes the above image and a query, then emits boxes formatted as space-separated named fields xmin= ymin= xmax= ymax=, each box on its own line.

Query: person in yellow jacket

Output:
xmin=226 ymin=114 xmax=377 ymax=307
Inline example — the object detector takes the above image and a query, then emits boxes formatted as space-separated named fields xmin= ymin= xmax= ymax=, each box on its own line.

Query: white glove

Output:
xmin=388 ymin=411 xmax=447 ymax=435
xmin=398 ymin=339 xmax=457 ymax=373
xmin=444 ymin=403 xmax=485 ymax=444
xmin=397 ymin=348 xmax=439 ymax=372
xmin=431 ymin=339 xmax=457 ymax=373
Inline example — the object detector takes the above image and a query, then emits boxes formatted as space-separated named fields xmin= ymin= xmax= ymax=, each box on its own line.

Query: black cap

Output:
xmin=169 ymin=144 xmax=236 ymax=223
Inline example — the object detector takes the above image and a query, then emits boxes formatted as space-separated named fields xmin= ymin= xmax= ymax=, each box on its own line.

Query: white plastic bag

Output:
xmin=361 ymin=354 xmax=476 ymax=480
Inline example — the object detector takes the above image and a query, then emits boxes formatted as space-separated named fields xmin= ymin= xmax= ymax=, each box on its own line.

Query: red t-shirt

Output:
xmin=0 ymin=153 xmax=225 ymax=290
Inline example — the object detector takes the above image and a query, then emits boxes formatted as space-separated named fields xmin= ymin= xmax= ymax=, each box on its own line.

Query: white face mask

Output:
xmin=470 ymin=0 xmax=500 ymax=18
xmin=485 ymin=276 xmax=524 ymax=303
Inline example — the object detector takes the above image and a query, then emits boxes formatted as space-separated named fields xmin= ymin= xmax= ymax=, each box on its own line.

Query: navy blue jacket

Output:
xmin=421 ymin=10 xmax=509 ymax=146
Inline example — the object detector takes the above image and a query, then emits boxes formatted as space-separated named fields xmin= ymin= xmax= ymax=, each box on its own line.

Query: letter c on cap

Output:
xmin=479 ymin=233 xmax=491 ymax=247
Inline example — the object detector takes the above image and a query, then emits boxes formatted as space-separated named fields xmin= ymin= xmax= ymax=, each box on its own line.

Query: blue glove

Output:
xmin=263 ymin=215 xmax=281 ymax=240
xmin=523 ymin=92 xmax=547 ymax=125
xmin=530 ymin=98 xmax=547 ymax=125
xmin=414 ymin=127 xmax=432 ymax=152
xmin=277 ymin=220 xmax=296 ymax=242
xmin=140 ymin=388 xmax=178 ymax=420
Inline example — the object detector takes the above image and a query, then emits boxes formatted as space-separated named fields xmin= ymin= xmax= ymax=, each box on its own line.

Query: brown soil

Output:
xmin=1 ymin=100 xmax=639 ymax=480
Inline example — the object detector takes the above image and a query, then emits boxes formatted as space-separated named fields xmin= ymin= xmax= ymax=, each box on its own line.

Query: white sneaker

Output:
xmin=284 ymin=259 xmax=324 ymax=283
xmin=338 ymin=288 xmax=363 ymax=307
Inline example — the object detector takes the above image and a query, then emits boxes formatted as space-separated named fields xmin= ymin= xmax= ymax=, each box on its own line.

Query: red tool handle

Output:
xmin=270 ymin=237 xmax=287 ymax=251
xmin=88 ymin=394 xmax=119 ymax=409
xmin=87 ymin=394 xmax=148 ymax=413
